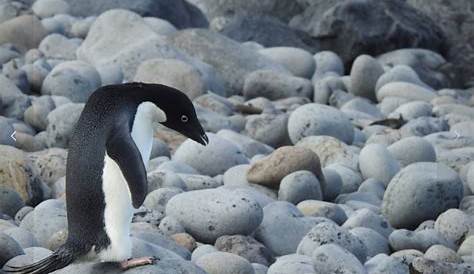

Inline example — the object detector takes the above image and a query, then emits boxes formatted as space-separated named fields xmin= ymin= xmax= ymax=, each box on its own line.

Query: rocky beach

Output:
xmin=0 ymin=0 xmax=474 ymax=273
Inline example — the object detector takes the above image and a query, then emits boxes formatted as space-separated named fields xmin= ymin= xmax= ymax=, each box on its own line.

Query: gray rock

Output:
xmin=143 ymin=187 xmax=183 ymax=211
xmin=178 ymin=174 xmax=223 ymax=191
xmin=130 ymin=230 xmax=190 ymax=259
xmin=243 ymin=69 xmax=312 ymax=100
xmin=0 ymin=187 xmax=24 ymax=217
xmin=27 ymin=148 xmax=67 ymax=186
xmin=39 ymin=34 xmax=77 ymax=60
xmin=147 ymin=170 xmax=187 ymax=192
xmin=365 ymin=254 xmax=409 ymax=274
xmin=166 ymin=188 xmax=262 ymax=243
xmin=216 ymin=129 xmax=273 ymax=158
xmin=387 ymin=136 xmax=436 ymax=167
xmin=41 ymin=61 xmax=101 ymax=102
xmin=255 ymin=201 xmax=326 ymax=256
xmin=267 ymin=254 xmax=316 ymax=274
xmin=173 ymin=133 xmax=248 ymax=177
xmin=375 ymin=65 xmax=430 ymax=91
xmin=400 ymin=117 xmax=448 ymax=138
xmin=297 ymin=221 xmax=367 ymax=262
xmin=434 ymin=103 xmax=474 ymax=119
xmin=278 ymin=170 xmax=322 ymax=204
xmin=134 ymin=58 xmax=205 ymax=99
xmin=22 ymin=62 xmax=51 ymax=94
xmin=150 ymin=138 xmax=170 ymax=159
xmin=320 ymin=168 xmax=343 ymax=201
xmin=378 ymin=97 xmax=411 ymax=116
xmin=325 ymin=164 xmax=363 ymax=194
xmin=341 ymin=97 xmax=384 ymax=121
xmin=156 ymin=161 xmax=198 ymax=175
xmin=389 ymin=101 xmax=433 ymax=120
xmin=191 ymin=244 xmax=217 ymax=263
xmin=0 ymin=1 xmax=17 ymax=24
xmin=45 ymin=102 xmax=84 ymax=148
xmin=258 ymin=47 xmax=315 ymax=79
xmin=297 ymin=200 xmax=347 ymax=225
xmin=343 ymin=208 xmax=393 ymax=238
xmin=195 ymin=251 xmax=254 ymax=274
xmin=0 ymin=232 xmax=24 ymax=266
xmin=382 ymin=162 xmax=463 ymax=229
xmin=437 ymin=147 xmax=474 ymax=172
xmin=312 ymin=244 xmax=366 ymax=274
xmin=252 ymin=263 xmax=268 ymax=274
xmin=70 ymin=16 xmax=95 ymax=38
xmin=0 ymin=74 xmax=31 ymax=120
xmin=14 ymin=206 xmax=34 ymax=225
xmin=424 ymin=244 xmax=462 ymax=263
xmin=389 ymin=229 xmax=454 ymax=252
xmin=194 ymin=93 xmax=234 ymax=116
xmin=359 ymin=144 xmax=401 ymax=186
xmin=458 ymin=235 xmax=474 ymax=261
xmin=158 ymin=216 xmax=185 ymax=236
xmin=376 ymin=82 xmax=436 ymax=103
xmin=0 ymin=15 xmax=47 ymax=52
xmin=390 ymin=249 xmax=423 ymax=266
xmin=3 ymin=247 xmax=51 ymax=271
xmin=32 ymin=0 xmax=70 ymax=18
xmin=312 ymin=75 xmax=346 ymax=104
xmin=350 ymin=55 xmax=384 ymax=101
xmin=215 ymin=235 xmax=273 ymax=266
xmin=411 ymin=257 xmax=474 ymax=274
xmin=416 ymin=220 xmax=436 ymax=232
xmin=358 ymin=179 xmax=386 ymax=200
xmin=245 ymin=113 xmax=290 ymax=147
xmin=195 ymin=106 xmax=244 ymax=133
xmin=312 ymin=51 xmax=344 ymax=78
xmin=2 ymin=227 xmax=38 ymax=249
xmin=351 ymin=227 xmax=390 ymax=257
xmin=288 ymin=103 xmax=354 ymax=144
xmin=434 ymin=208 xmax=474 ymax=246
xmin=143 ymin=17 xmax=177 ymax=36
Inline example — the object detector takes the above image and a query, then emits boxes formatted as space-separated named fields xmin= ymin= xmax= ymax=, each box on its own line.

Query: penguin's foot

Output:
xmin=119 ymin=256 xmax=157 ymax=270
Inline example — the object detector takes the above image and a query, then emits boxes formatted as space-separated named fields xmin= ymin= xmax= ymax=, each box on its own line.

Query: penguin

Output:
xmin=5 ymin=83 xmax=208 ymax=273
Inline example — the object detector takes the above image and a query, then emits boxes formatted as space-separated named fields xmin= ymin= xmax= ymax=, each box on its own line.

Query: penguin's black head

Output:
xmin=147 ymin=84 xmax=208 ymax=146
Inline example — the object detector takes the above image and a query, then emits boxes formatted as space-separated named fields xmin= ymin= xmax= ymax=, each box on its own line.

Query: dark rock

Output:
xmin=215 ymin=235 xmax=274 ymax=266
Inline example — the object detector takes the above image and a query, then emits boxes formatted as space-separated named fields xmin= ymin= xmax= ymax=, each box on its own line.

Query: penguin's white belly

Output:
xmin=98 ymin=154 xmax=134 ymax=262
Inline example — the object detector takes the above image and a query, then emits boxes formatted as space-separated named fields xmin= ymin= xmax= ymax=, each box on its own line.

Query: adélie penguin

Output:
xmin=5 ymin=83 xmax=208 ymax=273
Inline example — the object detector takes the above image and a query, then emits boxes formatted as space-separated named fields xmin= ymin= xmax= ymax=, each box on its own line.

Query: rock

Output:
xmin=38 ymin=34 xmax=78 ymax=60
xmin=297 ymin=200 xmax=347 ymax=224
xmin=292 ymin=0 xmax=446 ymax=74
xmin=252 ymin=263 xmax=268 ymax=274
xmin=255 ymin=201 xmax=326 ymax=256
xmin=194 ymin=93 xmax=234 ymax=116
xmin=0 ymin=146 xmax=36 ymax=202
xmin=382 ymin=162 xmax=464 ymax=229
xmin=134 ymin=58 xmax=205 ymax=99
xmin=3 ymin=247 xmax=51 ymax=270
xmin=267 ymin=254 xmax=315 ymax=274
xmin=216 ymin=129 xmax=273 ymax=159
xmin=340 ymin=97 xmax=384 ymax=121
xmin=143 ymin=17 xmax=177 ymax=36
xmin=0 ymin=187 xmax=25 ymax=217
xmin=0 ymin=232 xmax=24 ymax=266
xmin=216 ymin=15 xmax=317 ymax=53
xmin=359 ymin=144 xmax=401 ymax=186
xmin=158 ymin=216 xmax=185 ymax=236
xmin=365 ymin=254 xmax=409 ymax=274
xmin=377 ymin=48 xmax=451 ymax=90
xmin=297 ymin=221 xmax=367 ymax=262
xmin=389 ymin=228 xmax=454 ymax=252
xmin=166 ymin=188 xmax=262 ymax=243
xmin=258 ymin=47 xmax=315 ymax=79
xmin=143 ymin=187 xmax=183 ymax=211
xmin=313 ymin=51 xmax=344 ymax=78
xmin=215 ymin=235 xmax=273 ymax=266
xmin=458 ymin=235 xmax=474 ymax=261
xmin=178 ymin=174 xmax=222 ymax=191
xmin=349 ymin=55 xmax=384 ymax=101
xmin=288 ymin=103 xmax=354 ymax=144
xmin=312 ymin=75 xmax=346 ymax=104
xmin=343 ymin=208 xmax=393 ymax=238
xmin=376 ymin=82 xmax=437 ymax=102
xmin=195 ymin=251 xmax=254 ymax=274
xmin=14 ymin=206 xmax=34 ymax=225
xmin=325 ymin=163 xmax=363 ymax=194
xmin=451 ymin=121 xmax=474 ymax=138
xmin=22 ymin=62 xmax=51 ymax=94
xmin=0 ymin=1 xmax=17 ymax=24
xmin=247 ymin=146 xmax=322 ymax=188
xmin=434 ymin=103 xmax=474 ymax=119
xmin=424 ymin=244 xmax=462 ymax=263
xmin=41 ymin=61 xmax=101 ymax=103
xmin=411 ymin=257 xmax=474 ymax=274
xmin=0 ymin=75 xmax=30 ymax=120
xmin=70 ymin=16 xmax=95 ymax=38
xmin=400 ymin=117 xmax=448 ymax=138
xmin=387 ymin=136 xmax=436 ymax=167
xmin=320 ymin=168 xmax=343 ymax=201
xmin=170 ymin=233 xmax=196 ymax=252
xmin=278 ymin=170 xmax=322 ymax=204
xmin=434 ymin=209 xmax=474 ymax=246
xmin=195 ymin=106 xmax=244 ymax=133
xmin=375 ymin=65 xmax=430 ymax=92
xmin=27 ymin=148 xmax=67 ymax=186
xmin=312 ymin=244 xmax=366 ymax=274
xmin=169 ymin=28 xmax=287 ymax=94
xmin=0 ymin=15 xmax=48 ymax=51
xmin=63 ymin=0 xmax=207 ymax=29
xmin=243 ymin=69 xmax=313 ymax=100
xmin=390 ymin=101 xmax=433 ymax=120
xmin=351 ymin=227 xmax=390 ymax=257
xmin=245 ymin=113 xmax=290 ymax=147
xmin=173 ymin=133 xmax=248 ymax=177
xmin=45 ymin=102 xmax=84 ymax=148
xmin=32 ymin=0 xmax=70 ymax=18
xmin=147 ymin=170 xmax=187 ymax=192
xmin=358 ymin=179 xmax=386 ymax=200
xmin=3 ymin=227 xmax=39 ymax=249
xmin=390 ymin=249 xmax=423 ymax=266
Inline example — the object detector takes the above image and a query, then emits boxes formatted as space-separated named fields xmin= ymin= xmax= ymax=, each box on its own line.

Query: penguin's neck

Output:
xmin=130 ymin=102 xmax=166 ymax=167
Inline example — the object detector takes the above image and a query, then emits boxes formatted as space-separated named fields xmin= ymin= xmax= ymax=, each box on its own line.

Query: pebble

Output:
xmin=325 ymin=163 xmax=363 ymax=194
xmin=358 ymin=178 xmax=386 ymax=200
xmin=252 ymin=263 xmax=268 ymax=274
xmin=390 ymin=249 xmax=424 ymax=266
xmin=375 ymin=65 xmax=430 ymax=92
xmin=0 ymin=15 xmax=47 ymax=51
xmin=382 ymin=162 xmax=464 ymax=229
xmin=245 ymin=113 xmax=290 ymax=147
xmin=359 ymin=144 xmax=401 ymax=186
xmin=0 ymin=186 xmax=24 ymax=217
xmin=156 ymin=161 xmax=199 ymax=175
xmin=288 ymin=103 xmax=354 ymax=144
xmin=70 ymin=16 xmax=95 ymax=38
xmin=297 ymin=221 xmax=367 ymax=262
xmin=297 ymin=200 xmax=347 ymax=224
xmin=165 ymin=188 xmax=262 ymax=243
xmin=312 ymin=51 xmax=344 ymax=78
xmin=173 ymin=133 xmax=249 ymax=177
xmin=191 ymin=244 xmax=217 ymax=263
xmin=216 ymin=129 xmax=273 ymax=158
xmin=258 ymin=47 xmax=315 ymax=79
xmin=195 ymin=251 xmax=255 ymax=274
xmin=38 ymin=33 xmax=78 ymax=60
xmin=0 ymin=232 xmax=24 ymax=266
xmin=400 ymin=116 xmax=448 ymax=138
xmin=246 ymin=146 xmax=322 ymax=188
xmin=424 ymin=244 xmax=462 ymax=263
xmin=350 ymin=54 xmax=384 ymax=101
xmin=215 ymin=235 xmax=273 ymax=266
xmin=170 ymin=233 xmax=196 ymax=252
xmin=365 ymin=254 xmax=409 ymax=274
xmin=146 ymin=170 xmax=187 ymax=192
xmin=376 ymin=82 xmax=436 ymax=102
xmin=312 ymin=244 xmax=366 ymax=274
xmin=3 ymin=247 xmax=51 ymax=271
xmin=388 ymin=229 xmax=454 ymax=252
xmin=194 ymin=93 xmax=235 ymax=116
xmin=411 ymin=257 xmax=474 ymax=274
xmin=389 ymin=101 xmax=433 ymax=120
xmin=267 ymin=254 xmax=316 ymax=274
xmin=312 ymin=75 xmax=346 ymax=104
xmin=351 ymin=227 xmax=390 ymax=257
xmin=243 ymin=69 xmax=313 ymax=100
xmin=45 ymin=102 xmax=84 ymax=148
xmin=255 ymin=201 xmax=326 ymax=256
xmin=278 ymin=170 xmax=322 ymax=204
xmin=434 ymin=208 xmax=474 ymax=245
xmin=457 ymin=235 xmax=474 ymax=261
xmin=3 ymin=227 xmax=39 ymax=249
xmin=178 ymin=174 xmax=223 ymax=191
xmin=320 ymin=168 xmax=343 ymax=201
xmin=143 ymin=187 xmax=183 ymax=211
xmin=158 ymin=216 xmax=185 ymax=236
xmin=343 ymin=208 xmax=393 ymax=238
xmin=387 ymin=136 xmax=437 ymax=167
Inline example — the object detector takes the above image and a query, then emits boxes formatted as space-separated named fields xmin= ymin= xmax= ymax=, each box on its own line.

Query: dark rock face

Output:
xmin=407 ymin=0 xmax=474 ymax=87
xmin=290 ymin=0 xmax=447 ymax=71
xmin=216 ymin=15 xmax=320 ymax=52
xmin=62 ymin=0 xmax=208 ymax=29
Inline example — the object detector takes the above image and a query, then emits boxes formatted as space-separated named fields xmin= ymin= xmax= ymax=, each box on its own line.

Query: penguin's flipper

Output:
xmin=106 ymin=127 xmax=148 ymax=208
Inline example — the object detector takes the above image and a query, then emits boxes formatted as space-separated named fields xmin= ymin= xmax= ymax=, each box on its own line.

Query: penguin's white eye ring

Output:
xmin=181 ymin=115 xmax=189 ymax=123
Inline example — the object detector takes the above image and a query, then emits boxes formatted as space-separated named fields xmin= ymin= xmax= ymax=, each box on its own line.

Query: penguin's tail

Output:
xmin=3 ymin=245 xmax=76 ymax=274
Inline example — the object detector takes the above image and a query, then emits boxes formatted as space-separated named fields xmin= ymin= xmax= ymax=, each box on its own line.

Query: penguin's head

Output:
xmin=149 ymin=85 xmax=209 ymax=146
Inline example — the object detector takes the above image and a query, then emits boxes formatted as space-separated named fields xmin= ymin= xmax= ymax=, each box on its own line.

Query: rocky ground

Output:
xmin=0 ymin=0 xmax=474 ymax=273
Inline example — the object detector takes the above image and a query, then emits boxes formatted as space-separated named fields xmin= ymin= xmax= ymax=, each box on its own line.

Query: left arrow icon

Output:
xmin=11 ymin=131 xmax=16 ymax=141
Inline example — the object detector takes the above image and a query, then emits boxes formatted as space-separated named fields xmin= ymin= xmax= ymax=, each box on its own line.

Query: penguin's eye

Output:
xmin=181 ymin=115 xmax=189 ymax=123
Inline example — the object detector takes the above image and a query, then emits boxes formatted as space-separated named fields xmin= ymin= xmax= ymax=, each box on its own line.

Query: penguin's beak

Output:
xmin=190 ymin=131 xmax=209 ymax=146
